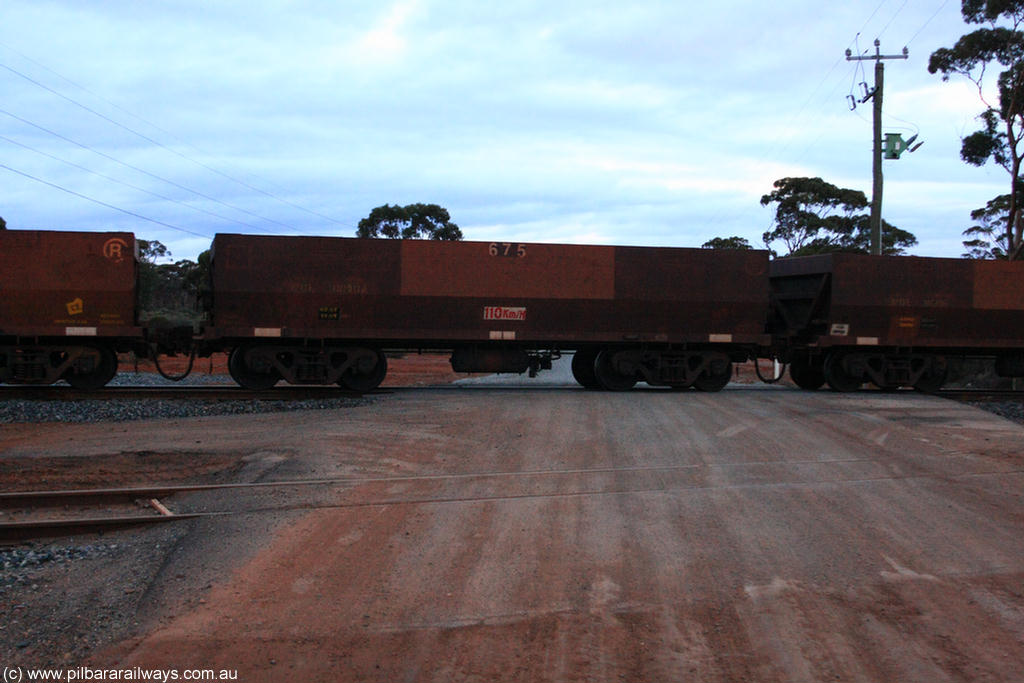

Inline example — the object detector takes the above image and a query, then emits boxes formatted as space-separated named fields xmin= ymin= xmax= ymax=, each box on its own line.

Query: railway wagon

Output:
xmin=206 ymin=234 xmax=771 ymax=391
xmin=0 ymin=230 xmax=141 ymax=388
xmin=771 ymin=253 xmax=1024 ymax=391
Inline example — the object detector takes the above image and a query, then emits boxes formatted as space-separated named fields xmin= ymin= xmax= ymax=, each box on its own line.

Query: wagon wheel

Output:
xmin=823 ymin=352 xmax=863 ymax=392
xmin=339 ymin=350 xmax=387 ymax=393
xmin=571 ymin=349 xmax=601 ymax=389
xmin=593 ymin=349 xmax=637 ymax=391
xmin=228 ymin=346 xmax=280 ymax=390
xmin=693 ymin=361 xmax=732 ymax=392
xmin=913 ymin=357 xmax=947 ymax=394
xmin=63 ymin=345 xmax=118 ymax=390
xmin=789 ymin=358 xmax=825 ymax=391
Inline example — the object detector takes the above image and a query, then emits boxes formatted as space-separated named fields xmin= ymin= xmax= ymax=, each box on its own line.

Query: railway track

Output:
xmin=0 ymin=385 xmax=377 ymax=401
xmin=936 ymin=388 xmax=1024 ymax=402
xmin=6 ymin=452 xmax=1024 ymax=543
xmin=0 ymin=478 xmax=349 ymax=543
xmin=1 ymin=384 xmax=1021 ymax=402
xmin=1 ymin=463 xmax=854 ymax=542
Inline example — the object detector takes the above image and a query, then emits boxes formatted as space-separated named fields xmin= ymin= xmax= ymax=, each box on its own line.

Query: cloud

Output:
xmin=335 ymin=0 xmax=420 ymax=67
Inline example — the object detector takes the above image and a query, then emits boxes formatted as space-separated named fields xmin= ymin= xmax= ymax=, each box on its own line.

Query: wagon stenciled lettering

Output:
xmin=483 ymin=306 xmax=527 ymax=321
xmin=488 ymin=242 xmax=526 ymax=258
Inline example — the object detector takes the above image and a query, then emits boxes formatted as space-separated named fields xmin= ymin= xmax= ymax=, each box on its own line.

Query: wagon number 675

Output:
xmin=489 ymin=242 xmax=526 ymax=258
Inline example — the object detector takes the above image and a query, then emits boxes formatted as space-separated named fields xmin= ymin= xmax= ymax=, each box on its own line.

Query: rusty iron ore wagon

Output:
xmin=205 ymin=235 xmax=772 ymax=391
xmin=0 ymin=230 xmax=143 ymax=388
xmin=7 ymin=228 xmax=1024 ymax=393
xmin=771 ymin=253 xmax=1024 ymax=392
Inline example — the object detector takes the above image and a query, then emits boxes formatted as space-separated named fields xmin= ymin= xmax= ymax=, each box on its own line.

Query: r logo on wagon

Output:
xmin=483 ymin=306 xmax=526 ymax=321
xmin=103 ymin=238 xmax=129 ymax=263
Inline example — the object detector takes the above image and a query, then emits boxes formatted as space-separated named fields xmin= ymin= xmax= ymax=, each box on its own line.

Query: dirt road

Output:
xmin=6 ymin=380 xmax=1024 ymax=681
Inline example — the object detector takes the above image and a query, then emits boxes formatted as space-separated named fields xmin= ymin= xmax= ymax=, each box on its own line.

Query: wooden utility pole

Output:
xmin=846 ymin=40 xmax=908 ymax=255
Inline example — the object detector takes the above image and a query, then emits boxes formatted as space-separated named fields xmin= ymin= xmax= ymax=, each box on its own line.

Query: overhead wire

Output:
xmin=0 ymin=45 xmax=359 ymax=232
xmin=0 ymin=133 xmax=272 ymax=233
xmin=859 ymin=0 xmax=890 ymax=32
xmin=906 ymin=0 xmax=951 ymax=47
xmin=0 ymin=107 xmax=294 ymax=233
xmin=750 ymin=1 xmax=905 ymax=170
xmin=0 ymin=162 xmax=208 ymax=238
xmin=876 ymin=0 xmax=909 ymax=40
xmin=703 ymin=0 xmax=910 ymax=242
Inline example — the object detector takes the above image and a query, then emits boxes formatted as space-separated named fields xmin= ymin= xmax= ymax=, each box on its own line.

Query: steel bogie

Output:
xmin=227 ymin=345 xmax=280 ymax=390
xmin=0 ymin=344 xmax=119 ymax=389
xmin=593 ymin=349 xmax=639 ymax=391
xmin=658 ymin=350 xmax=733 ymax=390
xmin=692 ymin=357 xmax=733 ymax=392
xmin=570 ymin=349 xmax=601 ymax=389
xmin=339 ymin=349 xmax=388 ymax=392
xmin=63 ymin=345 xmax=119 ymax=390
xmin=995 ymin=352 xmax=1024 ymax=377
xmin=572 ymin=347 xmax=739 ymax=392
xmin=910 ymin=356 xmax=948 ymax=393
xmin=821 ymin=349 xmax=948 ymax=392
xmin=788 ymin=357 xmax=826 ymax=391
xmin=823 ymin=351 xmax=864 ymax=392
xmin=227 ymin=344 xmax=387 ymax=391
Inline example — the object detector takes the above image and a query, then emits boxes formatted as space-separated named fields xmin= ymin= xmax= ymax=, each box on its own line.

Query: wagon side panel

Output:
xmin=0 ymin=230 xmax=139 ymax=338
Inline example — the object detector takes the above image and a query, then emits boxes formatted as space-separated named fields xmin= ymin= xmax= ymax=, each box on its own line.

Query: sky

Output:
xmin=0 ymin=0 xmax=1011 ymax=261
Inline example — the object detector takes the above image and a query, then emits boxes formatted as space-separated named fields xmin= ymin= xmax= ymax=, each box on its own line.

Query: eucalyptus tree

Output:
xmin=929 ymin=0 xmax=1024 ymax=259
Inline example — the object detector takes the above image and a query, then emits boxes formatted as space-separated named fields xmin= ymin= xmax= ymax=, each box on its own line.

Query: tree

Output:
xmin=963 ymin=191 xmax=1020 ymax=257
xmin=356 ymin=203 xmax=463 ymax=240
xmin=928 ymin=0 xmax=1024 ymax=259
xmin=0 ymin=216 xmax=6 ymax=230
xmin=137 ymin=239 xmax=170 ymax=263
xmin=701 ymin=236 xmax=753 ymax=250
xmin=760 ymin=177 xmax=917 ymax=257
xmin=136 ymin=239 xmax=207 ymax=323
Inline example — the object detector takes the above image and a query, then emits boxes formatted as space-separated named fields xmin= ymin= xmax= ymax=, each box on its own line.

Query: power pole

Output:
xmin=846 ymin=40 xmax=908 ymax=255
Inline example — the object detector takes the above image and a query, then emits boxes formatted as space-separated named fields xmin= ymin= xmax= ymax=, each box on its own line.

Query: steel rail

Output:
xmin=0 ymin=513 xmax=213 ymax=543
xmin=4 ymin=451 xmax=1013 ymax=542
xmin=936 ymin=388 xmax=1024 ymax=402
xmin=0 ymin=385 xmax=377 ymax=401
xmin=2 ymin=454 xmax=884 ymax=510
xmin=8 ymin=464 xmax=1024 ymax=543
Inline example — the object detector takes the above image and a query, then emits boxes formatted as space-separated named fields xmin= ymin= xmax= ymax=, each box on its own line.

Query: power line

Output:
xmin=906 ymin=0 xmax=951 ymax=47
xmin=0 ymin=52 xmax=357 ymax=230
xmin=876 ymin=0 xmax=909 ymax=40
xmin=0 ymin=162 xmax=208 ymax=238
xmin=0 ymin=133 xmax=271 ymax=232
xmin=701 ymin=2 xmax=913 ymax=241
xmin=857 ymin=0 xmax=891 ymax=39
xmin=0 ymin=39 xmax=293 ymax=195
xmin=773 ymin=0 xmax=909 ymax=171
xmin=0 ymin=107 xmax=294 ymax=232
